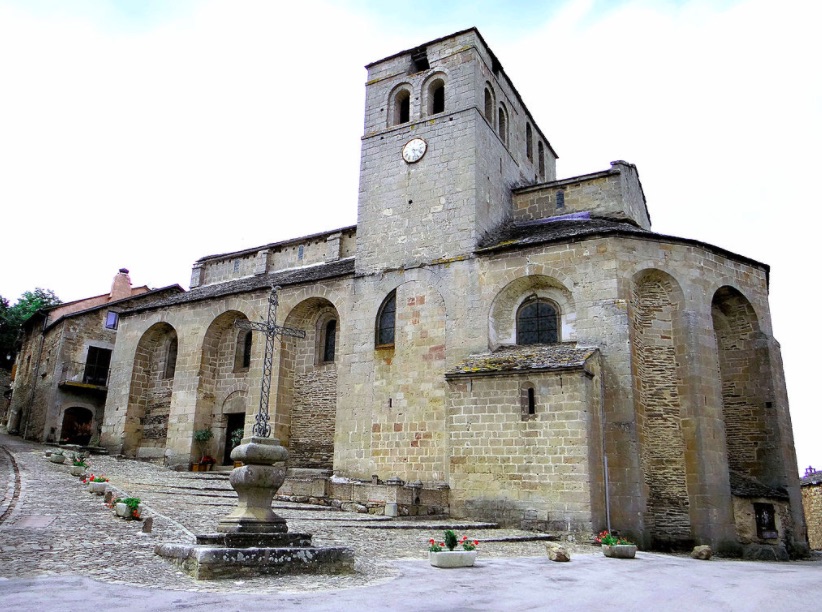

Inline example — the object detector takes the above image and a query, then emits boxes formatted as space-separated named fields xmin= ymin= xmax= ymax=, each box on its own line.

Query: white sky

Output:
xmin=0 ymin=0 xmax=819 ymax=472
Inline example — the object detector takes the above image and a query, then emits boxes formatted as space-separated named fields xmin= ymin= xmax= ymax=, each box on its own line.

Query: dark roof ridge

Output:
xmin=123 ymin=258 xmax=356 ymax=315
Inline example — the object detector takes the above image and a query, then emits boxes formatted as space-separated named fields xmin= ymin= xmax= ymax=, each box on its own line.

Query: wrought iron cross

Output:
xmin=235 ymin=286 xmax=305 ymax=437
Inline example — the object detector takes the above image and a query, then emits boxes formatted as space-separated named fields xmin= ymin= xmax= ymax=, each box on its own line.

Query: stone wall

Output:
xmin=802 ymin=484 xmax=822 ymax=550
xmin=446 ymin=362 xmax=602 ymax=530
xmin=712 ymin=287 xmax=784 ymax=487
xmin=512 ymin=161 xmax=650 ymax=229
xmin=192 ymin=229 xmax=357 ymax=289
xmin=630 ymin=271 xmax=692 ymax=548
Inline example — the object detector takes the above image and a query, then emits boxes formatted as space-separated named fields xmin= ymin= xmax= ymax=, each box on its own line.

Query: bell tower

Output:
xmin=354 ymin=28 xmax=557 ymax=276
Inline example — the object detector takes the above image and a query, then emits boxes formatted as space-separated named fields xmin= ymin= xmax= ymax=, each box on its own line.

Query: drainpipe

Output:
xmin=22 ymin=313 xmax=48 ymax=440
xmin=598 ymin=366 xmax=611 ymax=533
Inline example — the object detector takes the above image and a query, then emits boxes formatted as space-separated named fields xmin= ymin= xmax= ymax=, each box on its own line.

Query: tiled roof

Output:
xmin=729 ymin=471 xmax=789 ymax=500
xmin=476 ymin=216 xmax=769 ymax=279
xmin=477 ymin=216 xmax=650 ymax=251
xmin=446 ymin=344 xmax=598 ymax=378
xmin=124 ymin=258 xmax=356 ymax=314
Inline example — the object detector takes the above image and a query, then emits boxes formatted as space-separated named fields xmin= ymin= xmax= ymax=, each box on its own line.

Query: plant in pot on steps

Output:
xmin=192 ymin=428 xmax=214 ymax=471
xmin=596 ymin=530 xmax=638 ymax=559
xmin=111 ymin=497 xmax=142 ymax=520
xmin=83 ymin=474 xmax=109 ymax=495
xmin=70 ymin=455 xmax=88 ymax=477
xmin=428 ymin=529 xmax=479 ymax=568
xmin=229 ymin=427 xmax=245 ymax=467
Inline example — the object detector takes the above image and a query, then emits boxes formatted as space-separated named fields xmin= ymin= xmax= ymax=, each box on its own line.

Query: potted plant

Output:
xmin=70 ymin=456 xmax=88 ymax=477
xmin=192 ymin=428 xmax=214 ymax=471
xmin=198 ymin=455 xmax=216 ymax=471
xmin=428 ymin=529 xmax=479 ymax=568
xmin=83 ymin=473 xmax=109 ymax=495
xmin=229 ymin=427 xmax=245 ymax=467
xmin=112 ymin=497 xmax=142 ymax=520
xmin=596 ymin=530 xmax=637 ymax=558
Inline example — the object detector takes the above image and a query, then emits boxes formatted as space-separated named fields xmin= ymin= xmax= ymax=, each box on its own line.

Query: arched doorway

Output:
xmin=60 ymin=407 xmax=93 ymax=445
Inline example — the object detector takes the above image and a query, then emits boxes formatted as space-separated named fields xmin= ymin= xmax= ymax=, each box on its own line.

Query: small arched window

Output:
xmin=484 ymin=86 xmax=495 ymax=125
xmin=376 ymin=291 xmax=397 ymax=347
xmin=526 ymin=123 xmax=533 ymax=162
xmin=393 ymin=89 xmax=411 ymax=125
xmin=498 ymin=104 xmax=508 ymax=145
xmin=538 ymin=142 xmax=545 ymax=180
xmin=427 ymin=78 xmax=445 ymax=115
xmin=516 ymin=298 xmax=558 ymax=345
xmin=323 ymin=319 xmax=337 ymax=363
xmin=163 ymin=337 xmax=178 ymax=379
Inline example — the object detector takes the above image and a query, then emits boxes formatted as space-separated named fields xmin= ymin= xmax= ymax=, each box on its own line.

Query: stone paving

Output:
xmin=0 ymin=434 xmax=599 ymax=594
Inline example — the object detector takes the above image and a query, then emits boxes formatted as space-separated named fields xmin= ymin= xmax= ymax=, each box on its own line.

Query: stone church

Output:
xmin=96 ymin=29 xmax=806 ymax=555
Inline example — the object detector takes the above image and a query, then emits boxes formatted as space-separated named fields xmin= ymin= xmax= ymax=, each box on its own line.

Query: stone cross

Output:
xmin=235 ymin=286 xmax=305 ymax=437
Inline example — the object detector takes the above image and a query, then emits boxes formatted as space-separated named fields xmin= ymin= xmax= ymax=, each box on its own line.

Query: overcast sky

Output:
xmin=0 ymin=0 xmax=819 ymax=472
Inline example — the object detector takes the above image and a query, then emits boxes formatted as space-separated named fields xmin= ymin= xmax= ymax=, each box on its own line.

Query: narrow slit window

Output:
xmin=521 ymin=383 xmax=537 ymax=419
xmin=164 ymin=337 xmax=178 ymax=379
xmin=538 ymin=142 xmax=545 ymax=180
xmin=526 ymin=123 xmax=533 ymax=161
xmin=242 ymin=330 xmax=252 ymax=369
xmin=323 ymin=319 xmax=337 ymax=363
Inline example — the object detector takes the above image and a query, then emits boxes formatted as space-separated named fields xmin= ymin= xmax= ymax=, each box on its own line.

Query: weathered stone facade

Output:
xmin=93 ymin=29 xmax=806 ymax=555
xmin=6 ymin=270 xmax=181 ymax=445
xmin=801 ymin=470 xmax=822 ymax=550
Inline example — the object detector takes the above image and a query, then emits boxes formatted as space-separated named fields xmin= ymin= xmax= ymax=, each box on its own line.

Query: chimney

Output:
xmin=110 ymin=268 xmax=132 ymax=301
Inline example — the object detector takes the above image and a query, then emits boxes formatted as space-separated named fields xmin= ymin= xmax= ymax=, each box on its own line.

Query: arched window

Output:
xmin=498 ymin=104 xmax=508 ymax=145
xmin=516 ymin=298 xmax=558 ymax=345
xmin=242 ymin=330 xmax=252 ymax=368
xmin=521 ymin=382 xmax=537 ymax=419
xmin=393 ymin=89 xmax=411 ymax=126
xmin=323 ymin=319 xmax=337 ymax=363
xmin=163 ymin=337 xmax=178 ymax=379
xmin=235 ymin=329 xmax=252 ymax=371
xmin=538 ymin=142 xmax=545 ymax=180
xmin=427 ymin=78 xmax=445 ymax=115
xmin=484 ymin=85 xmax=495 ymax=126
xmin=376 ymin=291 xmax=397 ymax=347
xmin=526 ymin=123 xmax=533 ymax=162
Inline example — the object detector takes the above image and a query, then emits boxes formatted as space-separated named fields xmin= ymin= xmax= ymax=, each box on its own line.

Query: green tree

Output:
xmin=0 ymin=288 xmax=61 ymax=370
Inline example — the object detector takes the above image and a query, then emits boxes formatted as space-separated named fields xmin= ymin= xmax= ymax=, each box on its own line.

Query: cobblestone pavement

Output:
xmin=0 ymin=434 xmax=599 ymax=594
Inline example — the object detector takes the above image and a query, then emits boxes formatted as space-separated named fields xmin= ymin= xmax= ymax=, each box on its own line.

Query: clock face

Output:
xmin=402 ymin=138 xmax=427 ymax=163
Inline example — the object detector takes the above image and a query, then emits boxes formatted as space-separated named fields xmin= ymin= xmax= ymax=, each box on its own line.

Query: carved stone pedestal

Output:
xmin=155 ymin=437 xmax=354 ymax=580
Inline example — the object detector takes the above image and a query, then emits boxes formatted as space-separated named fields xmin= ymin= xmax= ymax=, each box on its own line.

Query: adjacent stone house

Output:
xmin=801 ymin=467 xmax=822 ymax=550
xmin=6 ymin=269 xmax=181 ymax=443
xmin=98 ymin=29 xmax=806 ymax=556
